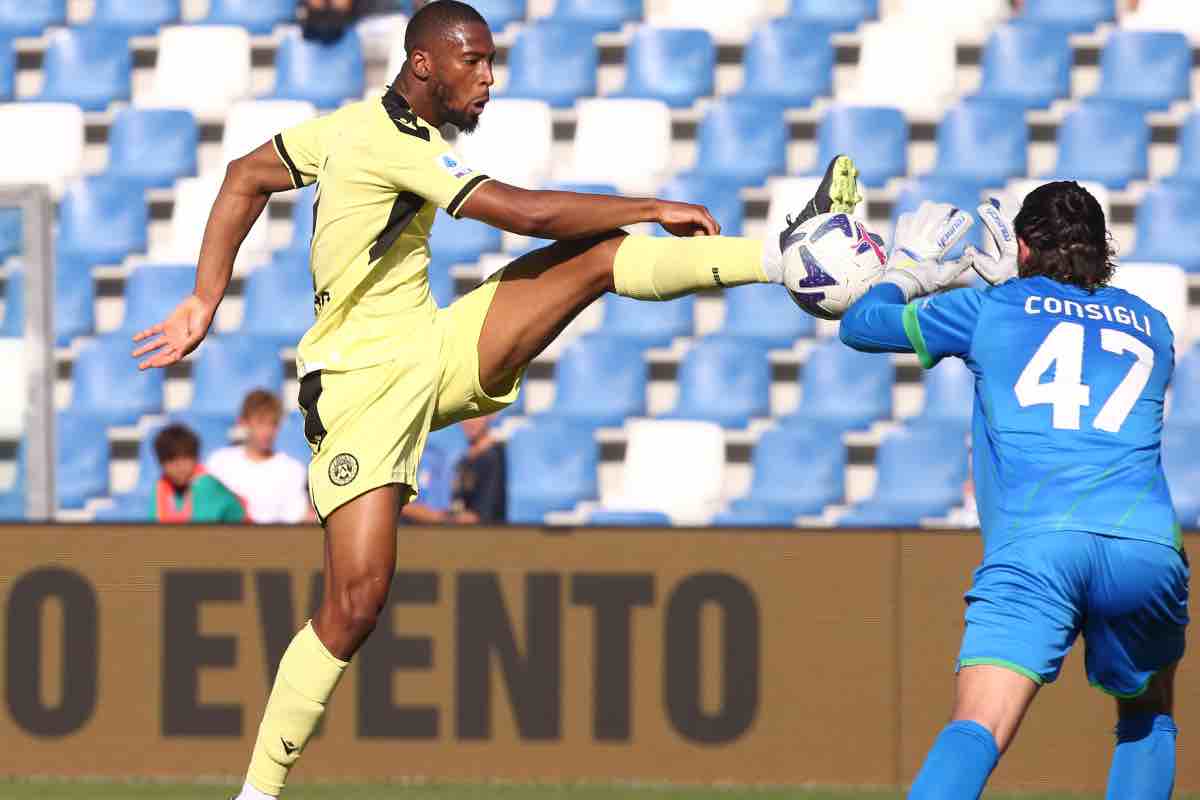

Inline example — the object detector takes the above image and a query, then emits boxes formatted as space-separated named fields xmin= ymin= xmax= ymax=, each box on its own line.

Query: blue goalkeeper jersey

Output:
xmin=846 ymin=276 xmax=1179 ymax=556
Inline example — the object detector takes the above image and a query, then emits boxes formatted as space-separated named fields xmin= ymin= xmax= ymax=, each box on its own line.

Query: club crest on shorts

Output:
xmin=329 ymin=453 xmax=359 ymax=486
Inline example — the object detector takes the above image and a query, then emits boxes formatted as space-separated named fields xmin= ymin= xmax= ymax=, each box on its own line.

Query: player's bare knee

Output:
xmin=330 ymin=569 xmax=392 ymax=638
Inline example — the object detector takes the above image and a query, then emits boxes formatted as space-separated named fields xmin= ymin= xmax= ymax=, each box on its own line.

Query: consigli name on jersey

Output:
xmin=1024 ymin=295 xmax=1153 ymax=336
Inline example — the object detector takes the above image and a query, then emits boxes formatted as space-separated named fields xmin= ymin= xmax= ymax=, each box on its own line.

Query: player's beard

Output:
xmin=433 ymin=79 xmax=480 ymax=133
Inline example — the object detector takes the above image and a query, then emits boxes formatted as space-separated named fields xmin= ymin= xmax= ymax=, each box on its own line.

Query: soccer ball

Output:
xmin=783 ymin=212 xmax=887 ymax=320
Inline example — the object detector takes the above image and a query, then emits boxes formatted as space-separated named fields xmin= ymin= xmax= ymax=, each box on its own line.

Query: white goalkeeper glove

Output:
xmin=880 ymin=201 xmax=975 ymax=301
xmin=963 ymin=196 xmax=1019 ymax=286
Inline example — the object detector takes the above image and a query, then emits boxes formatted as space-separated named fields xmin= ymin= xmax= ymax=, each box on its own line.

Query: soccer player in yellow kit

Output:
xmin=131 ymin=3 xmax=860 ymax=797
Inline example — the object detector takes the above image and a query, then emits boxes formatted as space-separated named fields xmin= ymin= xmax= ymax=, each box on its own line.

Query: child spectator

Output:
xmin=451 ymin=415 xmax=506 ymax=524
xmin=153 ymin=424 xmax=246 ymax=523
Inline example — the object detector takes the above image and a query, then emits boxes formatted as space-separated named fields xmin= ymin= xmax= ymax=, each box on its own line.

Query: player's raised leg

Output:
xmin=1106 ymin=664 xmax=1178 ymax=800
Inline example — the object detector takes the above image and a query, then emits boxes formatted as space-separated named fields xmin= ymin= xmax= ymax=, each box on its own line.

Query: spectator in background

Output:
xmin=302 ymin=0 xmax=358 ymax=41
xmin=206 ymin=390 xmax=312 ymax=524
xmin=451 ymin=415 xmax=506 ymax=524
xmin=399 ymin=433 xmax=475 ymax=524
xmin=153 ymin=424 xmax=246 ymax=523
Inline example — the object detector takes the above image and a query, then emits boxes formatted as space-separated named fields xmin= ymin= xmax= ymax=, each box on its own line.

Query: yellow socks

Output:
xmin=245 ymin=622 xmax=348 ymax=796
xmin=612 ymin=235 xmax=769 ymax=301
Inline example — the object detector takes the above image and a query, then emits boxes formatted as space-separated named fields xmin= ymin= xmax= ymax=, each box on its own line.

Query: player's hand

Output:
xmin=964 ymin=197 xmax=1019 ymax=286
xmin=130 ymin=294 xmax=216 ymax=370
xmin=655 ymin=200 xmax=720 ymax=237
xmin=881 ymin=202 xmax=974 ymax=301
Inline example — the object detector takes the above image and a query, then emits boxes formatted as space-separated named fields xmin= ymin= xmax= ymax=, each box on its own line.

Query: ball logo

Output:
xmin=329 ymin=453 xmax=359 ymax=486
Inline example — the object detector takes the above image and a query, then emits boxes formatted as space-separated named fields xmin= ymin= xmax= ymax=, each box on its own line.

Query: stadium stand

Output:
xmin=719 ymin=282 xmax=815 ymax=349
xmin=838 ymin=425 xmax=969 ymax=525
xmin=453 ymin=98 xmax=553 ymax=185
xmin=1092 ymin=30 xmax=1192 ymax=112
xmin=617 ymin=26 xmax=714 ymax=108
xmin=1124 ymin=0 xmax=1200 ymax=42
xmin=470 ymin=0 xmax=526 ymax=31
xmin=106 ymin=109 xmax=198 ymax=190
xmin=500 ymin=22 xmax=596 ymax=109
xmin=538 ymin=333 xmax=647 ymax=429
xmin=281 ymin=183 xmax=316 ymax=253
xmin=91 ymin=0 xmax=180 ymax=37
xmin=428 ymin=210 xmax=503 ymax=277
xmin=719 ymin=423 xmax=846 ymax=523
xmin=0 ymin=38 xmax=12 ymax=103
xmin=507 ymin=420 xmax=598 ymax=523
xmin=1051 ymin=101 xmax=1149 ymax=189
xmin=56 ymin=411 xmax=109 ymax=509
xmin=222 ymin=100 xmax=317 ymax=167
xmin=737 ymin=19 xmax=835 ymax=108
xmin=598 ymin=293 xmax=693 ymax=349
xmin=56 ymin=176 xmax=148 ymax=267
xmin=118 ymin=264 xmax=197 ymax=335
xmin=845 ymin=17 xmax=957 ymax=117
xmin=269 ymin=29 xmax=365 ymax=110
xmin=139 ymin=25 xmax=252 ymax=115
xmin=35 ymin=28 xmax=131 ymax=112
xmin=1171 ymin=111 xmax=1200 ymax=184
xmin=816 ymin=106 xmax=908 ymax=188
xmin=662 ymin=336 xmax=771 ymax=429
xmin=0 ymin=261 xmax=93 ymax=345
xmin=109 ymin=411 xmax=236 ymax=511
xmin=655 ymin=174 xmax=744 ymax=236
xmin=0 ymin=103 xmax=84 ymax=194
xmin=241 ymin=251 xmax=315 ymax=349
xmin=0 ymin=0 xmax=65 ymax=37
xmin=789 ymin=0 xmax=877 ymax=32
xmin=1127 ymin=183 xmax=1200 ymax=273
xmin=1170 ymin=346 xmax=1200 ymax=427
xmin=201 ymin=0 xmax=294 ymax=34
xmin=649 ymin=0 xmax=774 ymax=40
xmin=689 ymin=97 xmax=787 ymax=188
xmin=601 ymin=419 xmax=725 ymax=523
xmin=909 ymin=358 xmax=975 ymax=434
xmin=973 ymin=23 xmax=1072 ymax=109
xmin=890 ymin=177 xmax=985 ymax=257
xmin=188 ymin=336 xmax=286 ymax=417
xmin=570 ymin=98 xmax=672 ymax=191
xmin=1163 ymin=423 xmax=1200 ymax=526
xmin=586 ymin=509 xmax=671 ymax=526
xmin=896 ymin=0 xmax=1009 ymax=38
xmin=785 ymin=338 xmax=893 ymax=432
xmin=159 ymin=175 xmax=269 ymax=263
xmin=71 ymin=336 xmax=165 ymax=425
xmin=551 ymin=0 xmax=640 ymax=32
xmin=276 ymin=409 xmax=312 ymax=468
xmin=1019 ymin=0 xmax=1116 ymax=31
xmin=932 ymin=101 xmax=1028 ymax=187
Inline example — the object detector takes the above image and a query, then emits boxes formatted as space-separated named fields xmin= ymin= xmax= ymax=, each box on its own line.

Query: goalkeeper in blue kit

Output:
xmin=839 ymin=182 xmax=1189 ymax=799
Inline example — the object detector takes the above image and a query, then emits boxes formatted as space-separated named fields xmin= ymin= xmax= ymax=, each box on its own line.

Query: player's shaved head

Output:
xmin=394 ymin=1 xmax=494 ymax=133
xmin=405 ymin=0 xmax=488 ymax=56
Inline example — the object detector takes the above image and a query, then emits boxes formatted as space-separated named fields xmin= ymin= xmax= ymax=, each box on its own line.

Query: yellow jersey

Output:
xmin=272 ymin=88 xmax=491 ymax=377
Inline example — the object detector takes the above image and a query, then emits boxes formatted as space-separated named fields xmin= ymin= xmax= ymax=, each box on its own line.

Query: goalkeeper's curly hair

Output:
xmin=1014 ymin=180 xmax=1116 ymax=292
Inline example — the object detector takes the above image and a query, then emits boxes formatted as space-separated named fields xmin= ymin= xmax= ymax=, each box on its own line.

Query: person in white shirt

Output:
xmin=206 ymin=389 xmax=313 ymax=524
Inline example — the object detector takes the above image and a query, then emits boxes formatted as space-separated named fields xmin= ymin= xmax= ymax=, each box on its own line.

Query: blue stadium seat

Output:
xmin=0 ymin=207 xmax=19 ymax=261
xmin=1052 ymin=101 xmax=1148 ymax=189
xmin=0 ymin=490 xmax=23 ymax=520
xmin=429 ymin=209 xmax=503 ymax=270
xmin=471 ymin=0 xmax=525 ymax=30
xmin=427 ymin=422 xmax=468 ymax=465
xmin=732 ymin=423 xmax=845 ymax=517
xmin=242 ymin=251 xmax=314 ymax=348
xmin=502 ymin=20 xmax=596 ymax=108
xmin=107 ymin=109 xmax=198 ymax=191
xmin=619 ymin=27 xmax=714 ymax=108
xmin=738 ymin=19 xmax=834 ymax=108
xmin=189 ymin=336 xmax=285 ymax=416
xmin=276 ymin=409 xmax=312 ymax=467
xmin=552 ymin=0 xmax=640 ymax=32
xmin=119 ymin=264 xmax=195 ymax=335
xmin=57 ymin=411 xmax=109 ymax=509
xmin=93 ymin=490 xmax=150 ymax=522
xmin=1163 ymin=423 xmax=1200 ymax=526
xmin=890 ymin=177 xmax=985 ymax=260
xmin=1 ymin=261 xmax=94 ymax=345
xmin=202 ymin=0 xmax=293 ymax=34
xmin=91 ymin=0 xmax=180 ymax=36
xmin=427 ymin=260 xmax=456 ymax=307
xmin=1168 ymin=346 xmax=1200 ymax=427
xmin=786 ymin=337 xmax=893 ymax=431
xmin=281 ymin=183 xmax=316 ymax=254
xmin=600 ymin=293 xmax=694 ymax=349
xmin=125 ymin=411 xmax=236 ymax=498
xmin=910 ymin=358 xmax=974 ymax=433
xmin=689 ymin=97 xmax=787 ymax=188
xmin=269 ymin=29 xmax=364 ymax=109
xmin=71 ymin=335 xmax=164 ymax=425
xmin=0 ymin=0 xmax=66 ymax=37
xmin=586 ymin=509 xmax=671 ymax=526
xmin=540 ymin=333 xmax=646 ymax=429
xmin=934 ymin=101 xmax=1028 ymax=186
xmin=656 ymin=174 xmax=744 ymax=236
xmin=663 ymin=336 xmax=771 ymax=429
xmin=507 ymin=420 xmax=598 ymax=523
xmin=35 ymin=28 xmax=131 ymax=111
xmin=838 ymin=425 xmax=968 ymax=526
xmin=711 ymin=501 xmax=798 ymax=527
xmin=57 ymin=176 xmax=147 ymax=267
xmin=0 ymin=36 xmax=13 ymax=101
xmin=789 ymin=0 xmax=877 ymax=31
xmin=0 ymin=268 xmax=19 ymax=338
xmin=975 ymin=24 xmax=1071 ymax=110
xmin=1093 ymin=31 xmax=1191 ymax=112
xmin=720 ymin=282 xmax=815 ymax=349
xmin=1020 ymin=0 xmax=1115 ymax=32
xmin=1172 ymin=112 xmax=1200 ymax=185
xmin=1126 ymin=183 xmax=1200 ymax=273
xmin=817 ymin=106 xmax=907 ymax=188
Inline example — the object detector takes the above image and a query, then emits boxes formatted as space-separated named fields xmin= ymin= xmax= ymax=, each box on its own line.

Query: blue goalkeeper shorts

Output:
xmin=957 ymin=531 xmax=1189 ymax=697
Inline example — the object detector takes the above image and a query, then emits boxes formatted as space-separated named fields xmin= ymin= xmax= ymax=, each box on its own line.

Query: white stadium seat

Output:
xmin=569 ymin=98 xmax=672 ymax=193
xmin=454 ymin=98 xmax=553 ymax=187
xmin=1123 ymin=0 xmax=1200 ymax=43
xmin=154 ymin=174 xmax=269 ymax=266
xmin=0 ymin=338 xmax=26 ymax=438
xmin=221 ymin=100 xmax=317 ymax=167
xmin=764 ymin=176 xmax=868 ymax=242
xmin=1110 ymin=262 xmax=1190 ymax=348
xmin=138 ymin=26 xmax=252 ymax=116
xmin=842 ymin=18 xmax=958 ymax=117
xmin=647 ymin=0 xmax=774 ymax=40
xmin=602 ymin=419 xmax=726 ymax=524
xmin=894 ymin=0 xmax=1008 ymax=39
xmin=0 ymin=104 xmax=84 ymax=194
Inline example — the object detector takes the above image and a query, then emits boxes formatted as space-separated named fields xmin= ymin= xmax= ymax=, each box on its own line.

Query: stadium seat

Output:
xmin=974 ymin=23 xmax=1071 ymax=110
xmin=1109 ymin=263 xmax=1189 ymax=346
xmin=789 ymin=0 xmax=877 ymax=32
xmin=281 ymin=183 xmax=316 ymax=254
xmin=618 ymin=27 xmax=714 ymax=109
xmin=689 ymin=97 xmax=787 ymax=188
xmin=1127 ymin=183 xmax=1200 ymax=273
xmin=118 ymin=264 xmax=196 ymax=335
xmin=241 ymin=251 xmax=315 ymax=349
xmin=1163 ymin=423 xmax=1200 ymax=525
xmin=453 ymin=98 xmax=553 ymax=185
xmin=0 ymin=337 xmax=24 ymax=439
xmin=91 ymin=0 xmax=180 ymax=37
xmin=57 ymin=411 xmax=109 ymax=509
xmin=0 ymin=268 xmax=18 ymax=338
xmin=0 ymin=37 xmax=12 ymax=102
xmin=269 ymin=30 xmax=364 ymax=110
xmin=106 ymin=109 xmax=198 ymax=191
xmin=539 ymin=333 xmax=647 ymax=429
xmin=890 ymin=177 xmax=985 ymax=259
xmin=738 ymin=19 xmax=834 ymax=108
xmin=729 ymin=423 xmax=846 ymax=518
xmin=571 ymin=99 xmax=672 ymax=192
xmin=470 ymin=0 xmax=525 ymax=31
xmin=1169 ymin=111 xmax=1200 ymax=185
xmin=839 ymin=425 xmax=968 ymax=525
xmin=93 ymin=491 xmax=150 ymax=522
xmin=0 ymin=261 xmax=94 ymax=345
xmin=1092 ymin=31 xmax=1192 ymax=112
xmin=656 ymin=174 xmax=744 ymax=237
xmin=0 ymin=0 xmax=65 ymax=37
xmin=552 ymin=0 xmax=640 ymax=32
xmin=1019 ymin=0 xmax=1115 ymax=32
xmin=427 ymin=260 xmax=455 ymax=307
xmin=276 ymin=409 xmax=312 ymax=467
xmin=0 ymin=103 xmax=84 ymax=194
xmin=507 ymin=420 xmax=598 ymax=523
xmin=649 ymin=0 xmax=774 ymax=40
xmin=844 ymin=19 xmax=956 ymax=117
xmin=139 ymin=26 xmax=251 ymax=115
xmin=1169 ymin=346 xmax=1200 ymax=427
xmin=1123 ymin=0 xmax=1200 ymax=44
xmin=586 ymin=510 xmax=672 ymax=526
xmin=719 ymin=282 xmax=815 ymax=349
xmin=895 ymin=0 xmax=1009 ymax=38
xmin=158 ymin=175 xmax=269 ymax=263
xmin=125 ymin=411 xmax=237 ymax=499
xmin=765 ymin=177 xmax=866 ymax=241
xmin=501 ymin=22 xmax=596 ymax=110
xmin=910 ymin=358 xmax=975 ymax=432
xmin=35 ymin=28 xmax=131 ymax=112
xmin=428 ymin=209 xmax=503 ymax=272
xmin=817 ymin=106 xmax=907 ymax=188
xmin=933 ymin=101 xmax=1028 ymax=186
xmin=0 ymin=207 xmax=18 ymax=262
xmin=1052 ymin=101 xmax=1148 ymax=190
xmin=786 ymin=337 xmax=893 ymax=431
xmin=201 ymin=0 xmax=294 ymax=34
xmin=663 ymin=336 xmax=771 ymax=429
xmin=602 ymin=419 xmax=725 ymax=523
xmin=71 ymin=335 xmax=164 ymax=424
xmin=221 ymin=100 xmax=316 ymax=167
xmin=189 ymin=336 xmax=285 ymax=417
xmin=599 ymin=293 xmax=694 ymax=349
xmin=711 ymin=501 xmax=798 ymax=527
xmin=57 ymin=176 xmax=147 ymax=267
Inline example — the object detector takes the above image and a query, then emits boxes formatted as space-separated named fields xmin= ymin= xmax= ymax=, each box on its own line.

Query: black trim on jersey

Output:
xmin=274 ymin=133 xmax=304 ymax=188
xmin=382 ymin=87 xmax=432 ymax=141
xmin=369 ymin=191 xmax=425 ymax=261
xmin=447 ymin=174 xmax=489 ymax=218
xmin=298 ymin=371 xmax=327 ymax=452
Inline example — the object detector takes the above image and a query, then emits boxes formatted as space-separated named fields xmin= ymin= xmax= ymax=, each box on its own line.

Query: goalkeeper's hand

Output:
xmin=880 ymin=201 xmax=974 ymax=301
xmin=963 ymin=196 xmax=1019 ymax=286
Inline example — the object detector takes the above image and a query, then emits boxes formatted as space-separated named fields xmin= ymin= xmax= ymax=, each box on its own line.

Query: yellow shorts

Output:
xmin=298 ymin=270 xmax=522 ymax=521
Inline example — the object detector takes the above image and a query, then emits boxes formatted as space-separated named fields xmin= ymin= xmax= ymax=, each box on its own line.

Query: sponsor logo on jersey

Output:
xmin=436 ymin=153 xmax=474 ymax=179
xmin=329 ymin=453 xmax=359 ymax=486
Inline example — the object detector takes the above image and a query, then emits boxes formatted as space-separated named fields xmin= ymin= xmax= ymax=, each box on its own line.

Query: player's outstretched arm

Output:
xmin=458 ymin=180 xmax=719 ymax=240
xmin=132 ymin=141 xmax=296 ymax=370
